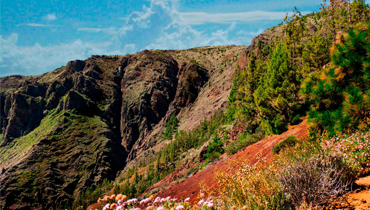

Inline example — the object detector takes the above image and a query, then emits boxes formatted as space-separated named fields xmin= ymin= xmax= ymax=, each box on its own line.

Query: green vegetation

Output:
xmin=163 ymin=114 xmax=179 ymax=140
xmin=215 ymin=131 xmax=367 ymax=209
xmin=272 ymin=135 xmax=298 ymax=154
xmin=75 ymin=3 xmax=370 ymax=209
xmin=0 ymin=109 xmax=61 ymax=164
xmin=302 ymin=22 xmax=370 ymax=137
xmin=225 ymin=128 xmax=265 ymax=156
xmin=226 ymin=1 xmax=370 ymax=137
xmin=203 ymin=134 xmax=224 ymax=161
xmin=103 ymin=111 xmax=229 ymax=204
xmin=74 ymin=178 xmax=113 ymax=208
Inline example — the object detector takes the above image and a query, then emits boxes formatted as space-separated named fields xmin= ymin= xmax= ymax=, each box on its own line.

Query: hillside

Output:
xmin=1 ymin=1 xmax=370 ymax=210
xmin=0 ymin=45 xmax=253 ymax=209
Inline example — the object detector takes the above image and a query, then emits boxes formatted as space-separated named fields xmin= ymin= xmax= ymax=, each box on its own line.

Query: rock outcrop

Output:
xmin=0 ymin=46 xmax=247 ymax=209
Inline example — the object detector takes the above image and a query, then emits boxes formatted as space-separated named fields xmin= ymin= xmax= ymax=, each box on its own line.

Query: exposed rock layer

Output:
xmin=0 ymin=45 xmax=250 ymax=209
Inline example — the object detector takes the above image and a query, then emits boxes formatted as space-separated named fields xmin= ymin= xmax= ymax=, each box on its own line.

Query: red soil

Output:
xmin=87 ymin=120 xmax=307 ymax=209
xmin=155 ymin=119 xmax=308 ymax=203
xmin=330 ymin=176 xmax=370 ymax=209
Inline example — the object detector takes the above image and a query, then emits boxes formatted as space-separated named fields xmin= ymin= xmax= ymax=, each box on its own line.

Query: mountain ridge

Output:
xmin=0 ymin=44 xmax=256 ymax=209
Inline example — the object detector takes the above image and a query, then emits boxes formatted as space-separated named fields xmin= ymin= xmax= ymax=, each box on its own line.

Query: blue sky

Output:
xmin=0 ymin=0 xmax=323 ymax=77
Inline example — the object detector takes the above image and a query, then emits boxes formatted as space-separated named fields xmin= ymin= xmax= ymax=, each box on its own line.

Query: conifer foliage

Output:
xmin=302 ymin=22 xmax=370 ymax=136
xmin=227 ymin=1 xmax=370 ymax=136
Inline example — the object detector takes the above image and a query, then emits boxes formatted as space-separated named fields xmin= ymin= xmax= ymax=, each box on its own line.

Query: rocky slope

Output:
xmin=0 ymin=45 xmax=256 ymax=209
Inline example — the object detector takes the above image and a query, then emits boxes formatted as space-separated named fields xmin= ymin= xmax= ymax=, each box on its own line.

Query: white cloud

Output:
xmin=145 ymin=22 xmax=243 ymax=50
xmin=77 ymin=27 xmax=119 ymax=35
xmin=0 ymin=33 xmax=129 ymax=76
xmin=2 ymin=0 xmax=301 ymax=76
xmin=176 ymin=11 xmax=288 ymax=25
xmin=237 ymin=28 xmax=265 ymax=36
xmin=117 ymin=25 xmax=134 ymax=36
xmin=44 ymin=13 xmax=57 ymax=21
xmin=22 ymin=23 xmax=60 ymax=27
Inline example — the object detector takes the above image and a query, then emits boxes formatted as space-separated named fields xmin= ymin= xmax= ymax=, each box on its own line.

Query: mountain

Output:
xmin=2 ymin=1 xmax=370 ymax=209
xmin=0 ymin=45 xmax=254 ymax=209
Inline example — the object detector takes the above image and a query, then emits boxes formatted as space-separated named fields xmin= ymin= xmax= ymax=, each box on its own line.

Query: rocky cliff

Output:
xmin=0 ymin=45 xmax=252 ymax=209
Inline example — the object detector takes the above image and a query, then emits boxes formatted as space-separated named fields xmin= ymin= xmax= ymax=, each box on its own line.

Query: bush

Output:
xmin=163 ymin=114 xmax=178 ymax=140
xmin=225 ymin=133 xmax=263 ymax=156
xmin=214 ymin=159 xmax=287 ymax=209
xmin=225 ymin=142 xmax=237 ymax=156
xmin=204 ymin=134 xmax=224 ymax=161
xmin=323 ymin=132 xmax=370 ymax=174
xmin=280 ymin=153 xmax=357 ymax=207
xmin=207 ymin=151 xmax=222 ymax=162
xmin=272 ymin=135 xmax=298 ymax=154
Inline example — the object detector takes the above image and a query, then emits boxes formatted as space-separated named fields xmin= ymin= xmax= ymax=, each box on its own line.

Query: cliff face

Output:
xmin=0 ymin=46 xmax=248 ymax=209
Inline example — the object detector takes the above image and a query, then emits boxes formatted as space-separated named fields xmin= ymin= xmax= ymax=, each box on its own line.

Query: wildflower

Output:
xmin=146 ymin=206 xmax=154 ymax=210
xmin=184 ymin=197 xmax=190 ymax=202
xmin=149 ymin=195 xmax=155 ymax=201
xmin=122 ymin=195 xmax=128 ymax=201
xmin=154 ymin=197 xmax=161 ymax=203
xmin=157 ymin=206 xmax=164 ymax=210
xmin=110 ymin=203 xmax=117 ymax=210
xmin=176 ymin=205 xmax=184 ymax=210
xmin=103 ymin=203 xmax=110 ymax=210
xmin=207 ymin=202 xmax=213 ymax=208
xmin=200 ymin=193 xmax=205 ymax=198
xmin=198 ymin=199 xmax=204 ymax=205
xmin=116 ymin=194 xmax=123 ymax=202
xmin=103 ymin=196 xmax=109 ymax=202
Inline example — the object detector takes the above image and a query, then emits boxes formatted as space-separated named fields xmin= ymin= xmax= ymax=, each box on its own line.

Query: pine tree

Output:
xmin=302 ymin=22 xmax=370 ymax=136
xmin=302 ymin=35 xmax=330 ymax=76
xmin=156 ymin=152 xmax=161 ymax=173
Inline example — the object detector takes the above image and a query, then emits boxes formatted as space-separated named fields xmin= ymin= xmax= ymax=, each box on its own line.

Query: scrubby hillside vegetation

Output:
xmin=1 ymin=0 xmax=370 ymax=210
xmin=87 ymin=1 xmax=370 ymax=210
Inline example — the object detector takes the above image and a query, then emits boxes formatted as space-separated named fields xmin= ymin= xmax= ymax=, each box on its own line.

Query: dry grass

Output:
xmin=208 ymin=134 xmax=365 ymax=210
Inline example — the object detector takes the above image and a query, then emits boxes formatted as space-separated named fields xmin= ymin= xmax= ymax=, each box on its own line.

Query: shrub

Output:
xmin=226 ymin=133 xmax=263 ymax=156
xmin=214 ymin=159 xmax=287 ymax=209
xmin=225 ymin=142 xmax=237 ymax=156
xmin=163 ymin=114 xmax=178 ymax=140
xmin=273 ymin=135 xmax=298 ymax=154
xmin=204 ymin=134 xmax=224 ymax=161
xmin=280 ymin=153 xmax=357 ymax=208
xmin=207 ymin=151 xmax=222 ymax=162
xmin=323 ymin=132 xmax=370 ymax=174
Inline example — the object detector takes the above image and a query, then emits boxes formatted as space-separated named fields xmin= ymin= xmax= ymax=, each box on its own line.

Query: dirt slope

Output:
xmin=152 ymin=120 xmax=307 ymax=203
xmin=331 ymin=176 xmax=370 ymax=210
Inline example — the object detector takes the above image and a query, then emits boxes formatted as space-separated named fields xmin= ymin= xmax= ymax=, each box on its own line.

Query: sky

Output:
xmin=0 ymin=0 xmax=323 ymax=77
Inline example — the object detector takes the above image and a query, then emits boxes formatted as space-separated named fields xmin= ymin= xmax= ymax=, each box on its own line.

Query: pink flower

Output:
xmin=184 ymin=197 xmax=190 ymax=202
xmin=157 ymin=206 xmax=164 ymax=210
xmin=207 ymin=203 xmax=214 ymax=208
xmin=198 ymin=199 xmax=204 ymax=205
xmin=176 ymin=205 xmax=184 ymax=210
